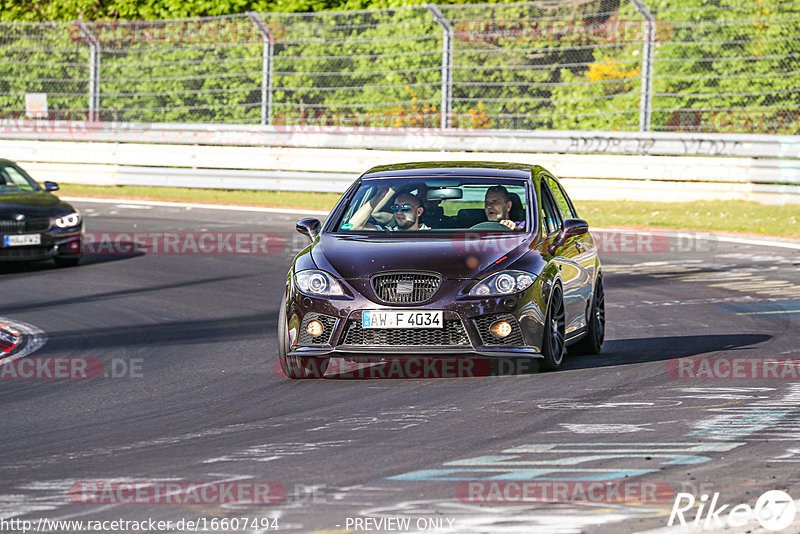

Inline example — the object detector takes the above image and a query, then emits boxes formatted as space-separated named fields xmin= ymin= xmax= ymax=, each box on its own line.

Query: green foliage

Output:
xmin=646 ymin=0 xmax=800 ymax=133
xmin=1 ymin=0 xmax=797 ymax=132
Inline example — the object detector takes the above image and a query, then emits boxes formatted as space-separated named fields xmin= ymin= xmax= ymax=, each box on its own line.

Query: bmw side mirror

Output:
xmin=296 ymin=218 xmax=321 ymax=241
xmin=43 ymin=181 xmax=59 ymax=192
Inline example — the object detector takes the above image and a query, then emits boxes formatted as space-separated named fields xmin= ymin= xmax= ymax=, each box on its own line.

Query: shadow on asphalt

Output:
xmin=0 ymin=273 xmax=257 ymax=315
xmin=563 ymin=333 xmax=772 ymax=370
xmin=39 ymin=313 xmax=273 ymax=352
xmin=0 ymin=251 xmax=143 ymax=276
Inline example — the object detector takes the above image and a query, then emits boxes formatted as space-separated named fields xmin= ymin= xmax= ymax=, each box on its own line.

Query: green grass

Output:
xmin=59 ymin=184 xmax=800 ymax=239
xmin=60 ymin=184 xmax=342 ymax=212
xmin=575 ymin=200 xmax=799 ymax=239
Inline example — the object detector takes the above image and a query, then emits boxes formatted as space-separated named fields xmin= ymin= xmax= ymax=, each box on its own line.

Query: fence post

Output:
xmin=248 ymin=12 xmax=274 ymax=126
xmin=629 ymin=0 xmax=655 ymax=132
xmin=78 ymin=22 xmax=100 ymax=122
xmin=425 ymin=4 xmax=453 ymax=130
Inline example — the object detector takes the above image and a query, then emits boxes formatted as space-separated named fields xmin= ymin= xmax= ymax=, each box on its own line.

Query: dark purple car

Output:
xmin=278 ymin=162 xmax=604 ymax=379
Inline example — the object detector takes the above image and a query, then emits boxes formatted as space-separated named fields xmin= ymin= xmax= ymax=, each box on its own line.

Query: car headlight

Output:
xmin=55 ymin=213 xmax=81 ymax=229
xmin=469 ymin=270 xmax=536 ymax=296
xmin=294 ymin=270 xmax=344 ymax=297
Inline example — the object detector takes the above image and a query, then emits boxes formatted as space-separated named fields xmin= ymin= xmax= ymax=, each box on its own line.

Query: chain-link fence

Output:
xmin=1 ymin=0 xmax=798 ymax=133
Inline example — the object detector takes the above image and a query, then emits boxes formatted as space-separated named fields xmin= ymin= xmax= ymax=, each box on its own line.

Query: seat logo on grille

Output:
xmin=396 ymin=280 xmax=414 ymax=294
xmin=14 ymin=214 xmax=25 ymax=222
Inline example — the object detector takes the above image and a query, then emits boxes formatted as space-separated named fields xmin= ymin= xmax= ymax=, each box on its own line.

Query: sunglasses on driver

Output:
xmin=390 ymin=204 xmax=416 ymax=213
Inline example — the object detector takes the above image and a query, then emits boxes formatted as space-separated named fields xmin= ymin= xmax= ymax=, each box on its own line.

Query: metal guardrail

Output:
xmin=2 ymin=138 xmax=798 ymax=204
xmin=16 ymin=159 xmax=799 ymax=205
xmin=1 ymin=123 xmax=798 ymax=203
xmin=1 ymin=121 xmax=800 ymax=158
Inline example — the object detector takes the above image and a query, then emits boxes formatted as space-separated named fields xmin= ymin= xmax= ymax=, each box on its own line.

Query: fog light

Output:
xmin=306 ymin=320 xmax=324 ymax=337
xmin=67 ymin=239 xmax=81 ymax=254
xmin=490 ymin=321 xmax=512 ymax=338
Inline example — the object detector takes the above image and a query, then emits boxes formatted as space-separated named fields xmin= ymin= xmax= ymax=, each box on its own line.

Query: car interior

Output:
xmin=344 ymin=180 xmax=528 ymax=232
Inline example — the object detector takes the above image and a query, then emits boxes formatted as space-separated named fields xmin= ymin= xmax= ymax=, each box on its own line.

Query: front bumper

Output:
xmin=285 ymin=285 xmax=546 ymax=360
xmin=0 ymin=229 xmax=82 ymax=262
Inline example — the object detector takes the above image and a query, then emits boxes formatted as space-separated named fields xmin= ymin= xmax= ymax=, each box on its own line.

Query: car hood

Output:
xmin=0 ymin=191 xmax=73 ymax=217
xmin=311 ymin=233 xmax=532 ymax=280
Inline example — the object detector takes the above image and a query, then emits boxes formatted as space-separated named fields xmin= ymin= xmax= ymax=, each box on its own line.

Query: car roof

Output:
xmin=362 ymin=161 xmax=536 ymax=180
xmin=0 ymin=159 xmax=14 ymax=166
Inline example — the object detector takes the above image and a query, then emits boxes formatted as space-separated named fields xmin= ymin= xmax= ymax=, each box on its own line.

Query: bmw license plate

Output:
xmin=3 ymin=234 xmax=41 ymax=247
xmin=362 ymin=310 xmax=443 ymax=329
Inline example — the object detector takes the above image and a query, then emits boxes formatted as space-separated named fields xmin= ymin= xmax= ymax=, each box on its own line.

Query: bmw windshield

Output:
xmin=0 ymin=164 xmax=39 ymax=193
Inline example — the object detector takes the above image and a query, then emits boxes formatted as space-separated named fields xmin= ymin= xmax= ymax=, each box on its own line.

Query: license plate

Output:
xmin=4 ymin=234 xmax=41 ymax=247
xmin=362 ymin=310 xmax=443 ymax=329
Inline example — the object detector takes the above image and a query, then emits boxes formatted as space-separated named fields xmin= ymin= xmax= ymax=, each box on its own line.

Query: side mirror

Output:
xmin=549 ymin=218 xmax=588 ymax=254
xmin=296 ymin=218 xmax=321 ymax=241
xmin=562 ymin=218 xmax=589 ymax=239
xmin=43 ymin=181 xmax=59 ymax=192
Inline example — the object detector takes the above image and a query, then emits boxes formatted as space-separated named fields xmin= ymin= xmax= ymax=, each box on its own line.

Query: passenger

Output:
xmin=418 ymin=185 xmax=456 ymax=228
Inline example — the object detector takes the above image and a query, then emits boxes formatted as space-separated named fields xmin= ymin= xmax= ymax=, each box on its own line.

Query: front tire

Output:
xmin=277 ymin=296 xmax=328 ymax=379
xmin=568 ymin=277 xmax=605 ymax=356
xmin=541 ymin=285 xmax=566 ymax=370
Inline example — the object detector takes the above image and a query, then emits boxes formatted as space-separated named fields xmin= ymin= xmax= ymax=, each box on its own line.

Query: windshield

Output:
xmin=333 ymin=177 xmax=530 ymax=234
xmin=0 ymin=164 xmax=39 ymax=193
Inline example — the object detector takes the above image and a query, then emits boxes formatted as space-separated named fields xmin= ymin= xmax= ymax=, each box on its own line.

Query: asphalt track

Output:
xmin=2 ymin=199 xmax=800 ymax=534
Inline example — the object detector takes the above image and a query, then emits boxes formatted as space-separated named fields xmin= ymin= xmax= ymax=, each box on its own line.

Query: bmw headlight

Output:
xmin=470 ymin=270 xmax=536 ymax=296
xmin=294 ymin=270 xmax=344 ymax=297
xmin=55 ymin=212 xmax=81 ymax=229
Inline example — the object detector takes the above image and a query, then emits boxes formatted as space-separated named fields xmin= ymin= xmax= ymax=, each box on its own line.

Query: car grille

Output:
xmin=371 ymin=272 xmax=441 ymax=304
xmin=341 ymin=316 xmax=469 ymax=347
xmin=0 ymin=246 xmax=54 ymax=259
xmin=0 ymin=220 xmax=23 ymax=234
xmin=474 ymin=313 xmax=525 ymax=346
xmin=25 ymin=218 xmax=51 ymax=232
xmin=0 ymin=217 xmax=51 ymax=233
xmin=297 ymin=313 xmax=338 ymax=346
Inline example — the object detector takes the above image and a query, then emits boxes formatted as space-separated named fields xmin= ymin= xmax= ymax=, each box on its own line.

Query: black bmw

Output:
xmin=0 ymin=159 xmax=83 ymax=267
xmin=278 ymin=162 xmax=605 ymax=379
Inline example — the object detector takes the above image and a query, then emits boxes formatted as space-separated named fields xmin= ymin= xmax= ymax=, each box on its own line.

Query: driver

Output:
xmin=384 ymin=193 xmax=429 ymax=231
xmin=484 ymin=185 xmax=522 ymax=230
xmin=350 ymin=189 xmax=429 ymax=231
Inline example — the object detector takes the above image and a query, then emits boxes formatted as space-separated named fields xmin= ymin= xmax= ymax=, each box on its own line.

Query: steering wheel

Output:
xmin=469 ymin=221 xmax=508 ymax=230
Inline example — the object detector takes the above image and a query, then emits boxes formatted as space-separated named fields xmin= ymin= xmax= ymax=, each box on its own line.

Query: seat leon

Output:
xmin=278 ymin=162 xmax=604 ymax=379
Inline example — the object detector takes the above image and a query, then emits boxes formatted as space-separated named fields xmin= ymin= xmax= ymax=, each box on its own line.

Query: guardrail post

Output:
xmin=425 ymin=4 xmax=453 ymax=130
xmin=629 ymin=0 xmax=655 ymax=132
xmin=78 ymin=22 xmax=100 ymax=122
xmin=248 ymin=12 xmax=274 ymax=126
